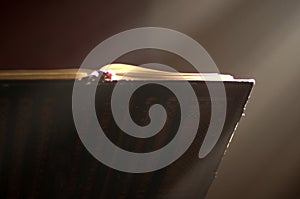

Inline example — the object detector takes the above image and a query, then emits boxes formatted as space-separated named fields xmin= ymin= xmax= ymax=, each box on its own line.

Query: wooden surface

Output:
xmin=0 ymin=79 xmax=252 ymax=198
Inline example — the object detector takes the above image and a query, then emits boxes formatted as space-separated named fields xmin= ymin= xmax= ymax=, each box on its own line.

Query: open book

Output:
xmin=0 ymin=64 xmax=254 ymax=83
xmin=90 ymin=64 xmax=235 ymax=81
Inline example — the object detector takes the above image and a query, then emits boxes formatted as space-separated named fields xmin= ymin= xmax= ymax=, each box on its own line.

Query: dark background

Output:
xmin=1 ymin=0 xmax=300 ymax=198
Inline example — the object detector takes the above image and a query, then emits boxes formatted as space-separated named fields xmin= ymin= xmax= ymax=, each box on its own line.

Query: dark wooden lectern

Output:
xmin=0 ymin=68 xmax=253 ymax=198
